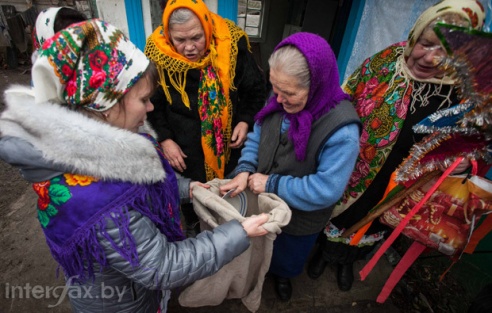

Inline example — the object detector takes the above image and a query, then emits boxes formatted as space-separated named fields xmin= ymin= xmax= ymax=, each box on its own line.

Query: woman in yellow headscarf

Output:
xmin=145 ymin=0 xmax=266 ymax=236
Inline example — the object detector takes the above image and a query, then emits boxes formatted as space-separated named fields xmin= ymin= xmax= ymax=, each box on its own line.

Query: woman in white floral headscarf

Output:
xmin=0 ymin=19 xmax=269 ymax=313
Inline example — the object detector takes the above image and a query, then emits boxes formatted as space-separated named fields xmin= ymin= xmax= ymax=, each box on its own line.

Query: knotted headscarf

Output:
xmin=32 ymin=19 xmax=150 ymax=111
xmin=401 ymin=0 xmax=485 ymax=84
xmin=145 ymin=0 xmax=248 ymax=180
xmin=255 ymin=32 xmax=350 ymax=161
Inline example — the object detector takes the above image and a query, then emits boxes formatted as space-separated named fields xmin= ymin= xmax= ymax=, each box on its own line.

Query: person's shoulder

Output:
xmin=391 ymin=41 xmax=406 ymax=48
xmin=235 ymin=36 xmax=250 ymax=55
xmin=223 ymin=17 xmax=246 ymax=34
xmin=372 ymin=41 xmax=405 ymax=57
xmin=222 ymin=18 xmax=248 ymax=46
xmin=329 ymin=122 xmax=360 ymax=144
xmin=363 ymin=41 xmax=406 ymax=67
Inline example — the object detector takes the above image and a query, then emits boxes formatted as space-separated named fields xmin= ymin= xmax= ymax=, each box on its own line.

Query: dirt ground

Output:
xmin=0 ymin=65 xmax=72 ymax=312
xmin=0 ymin=65 xmax=489 ymax=313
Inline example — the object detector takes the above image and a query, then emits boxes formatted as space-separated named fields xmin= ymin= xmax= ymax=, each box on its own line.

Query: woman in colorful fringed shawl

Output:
xmin=144 ymin=0 xmax=266 ymax=237
xmin=220 ymin=32 xmax=361 ymax=302
xmin=308 ymin=0 xmax=485 ymax=292
xmin=0 ymin=19 xmax=269 ymax=313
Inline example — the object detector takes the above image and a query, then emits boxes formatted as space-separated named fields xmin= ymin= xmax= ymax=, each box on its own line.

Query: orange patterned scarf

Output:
xmin=145 ymin=0 xmax=248 ymax=180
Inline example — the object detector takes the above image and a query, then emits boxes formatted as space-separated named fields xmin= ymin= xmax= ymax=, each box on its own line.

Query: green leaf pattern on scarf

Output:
xmin=33 ymin=177 xmax=70 ymax=228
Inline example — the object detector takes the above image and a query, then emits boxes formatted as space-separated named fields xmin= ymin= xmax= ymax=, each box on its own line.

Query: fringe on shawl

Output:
xmin=393 ymin=53 xmax=455 ymax=114
xmin=44 ymin=182 xmax=185 ymax=284
xmin=144 ymin=19 xmax=245 ymax=108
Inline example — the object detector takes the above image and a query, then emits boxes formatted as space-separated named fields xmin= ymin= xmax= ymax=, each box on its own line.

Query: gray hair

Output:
xmin=168 ymin=8 xmax=195 ymax=26
xmin=268 ymin=45 xmax=310 ymax=89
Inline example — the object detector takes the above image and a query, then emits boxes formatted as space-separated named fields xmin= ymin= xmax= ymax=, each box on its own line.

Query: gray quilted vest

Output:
xmin=257 ymin=100 xmax=360 ymax=235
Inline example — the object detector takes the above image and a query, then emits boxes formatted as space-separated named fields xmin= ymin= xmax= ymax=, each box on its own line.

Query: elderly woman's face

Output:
xmin=270 ymin=68 xmax=309 ymax=114
xmin=406 ymin=28 xmax=447 ymax=80
xmin=169 ymin=13 xmax=206 ymax=62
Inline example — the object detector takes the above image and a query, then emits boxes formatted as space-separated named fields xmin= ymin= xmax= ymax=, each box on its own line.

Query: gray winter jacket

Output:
xmin=0 ymin=86 xmax=251 ymax=312
xmin=70 ymin=212 xmax=248 ymax=313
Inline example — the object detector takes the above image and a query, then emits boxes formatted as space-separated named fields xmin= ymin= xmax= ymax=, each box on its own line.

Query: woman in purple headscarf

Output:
xmin=220 ymin=32 xmax=361 ymax=301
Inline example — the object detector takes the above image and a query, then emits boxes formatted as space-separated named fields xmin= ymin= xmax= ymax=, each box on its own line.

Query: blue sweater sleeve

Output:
xmin=267 ymin=123 xmax=360 ymax=211
xmin=234 ymin=122 xmax=262 ymax=175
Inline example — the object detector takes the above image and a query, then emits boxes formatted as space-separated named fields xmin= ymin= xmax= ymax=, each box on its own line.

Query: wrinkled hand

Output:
xmin=220 ymin=172 xmax=249 ymax=197
xmin=160 ymin=139 xmax=187 ymax=172
xmin=248 ymin=173 xmax=268 ymax=194
xmin=241 ymin=213 xmax=269 ymax=237
xmin=439 ymin=158 xmax=471 ymax=175
xmin=189 ymin=181 xmax=209 ymax=200
xmin=229 ymin=122 xmax=248 ymax=149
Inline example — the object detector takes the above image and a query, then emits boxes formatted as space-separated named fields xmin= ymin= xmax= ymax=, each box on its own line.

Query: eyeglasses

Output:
xmin=421 ymin=45 xmax=443 ymax=51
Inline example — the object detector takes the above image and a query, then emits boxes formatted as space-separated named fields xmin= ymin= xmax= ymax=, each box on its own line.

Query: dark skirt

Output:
xmin=268 ymin=232 xmax=318 ymax=278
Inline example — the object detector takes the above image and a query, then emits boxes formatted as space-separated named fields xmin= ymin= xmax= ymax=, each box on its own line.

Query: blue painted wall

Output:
xmin=125 ymin=0 xmax=146 ymax=50
xmin=336 ymin=0 xmax=365 ymax=84
xmin=218 ymin=0 xmax=238 ymax=22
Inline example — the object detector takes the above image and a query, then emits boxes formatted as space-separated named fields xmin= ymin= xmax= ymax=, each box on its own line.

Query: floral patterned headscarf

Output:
xmin=402 ymin=0 xmax=485 ymax=84
xmin=32 ymin=7 xmax=63 ymax=51
xmin=32 ymin=19 xmax=150 ymax=112
xmin=406 ymin=0 xmax=485 ymax=53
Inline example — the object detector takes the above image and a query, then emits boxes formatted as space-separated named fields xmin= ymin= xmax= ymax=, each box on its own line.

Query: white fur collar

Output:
xmin=1 ymin=85 xmax=166 ymax=184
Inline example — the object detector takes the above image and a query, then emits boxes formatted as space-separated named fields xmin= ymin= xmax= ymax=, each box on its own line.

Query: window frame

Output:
xmin=237 ymin=0 xmax=270 ymax=42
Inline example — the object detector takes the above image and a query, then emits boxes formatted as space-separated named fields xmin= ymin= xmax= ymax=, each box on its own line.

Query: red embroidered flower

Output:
xmin=395 ymin=98 xmax=406 ymax=118
xmin=89 ymin=70 xmax=107 ymax=88
xmin=213 ymin=119 xmax=224 ymax=155
xmin=62 ymin=64 xmax=73 ymax=78
xmin=380 ymin=49 xmax=392 ymax=59
xmin=365 ymin=77 xmax=380 ymax=94
xmin=462 ymin=8 xmax=479 ymax=28
xmin=41 ymin=37 xmax=54 ymax=50
xmin=216 ymin=137 xmax=224 ymax=155
xmin=355 ymin=82 xmax=365 ymax=96
xmin=362 ymin=145 xmax=376 ymax=162
xmin=33 ymin=177 xmax=71 ymax=228
xmin=348 ymin=161 xmax=369 ymax=188
xmin=361 ymin=66 xmax=367 ymax=76
xmin=200 ymin=105 xmax=208 ymax=117
xmin=109 ymin=62 xmax=123 ymax=79
xmin=370 ymin=117 xmax=382 ymax=129
xmin=66 ymin=79 xmax=77 ymax=97
xmin=33 ymin=181 xmax=51 ymax=211
xmin=213 ymin=118 xmax=222 ymax=131
xmin=89 ymin=50 xmax=109 ymax=71
xmin=207 ymin=69 xmax=217 ymax=79
xmin=357 ymin=98 xmax=376 ymax=117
